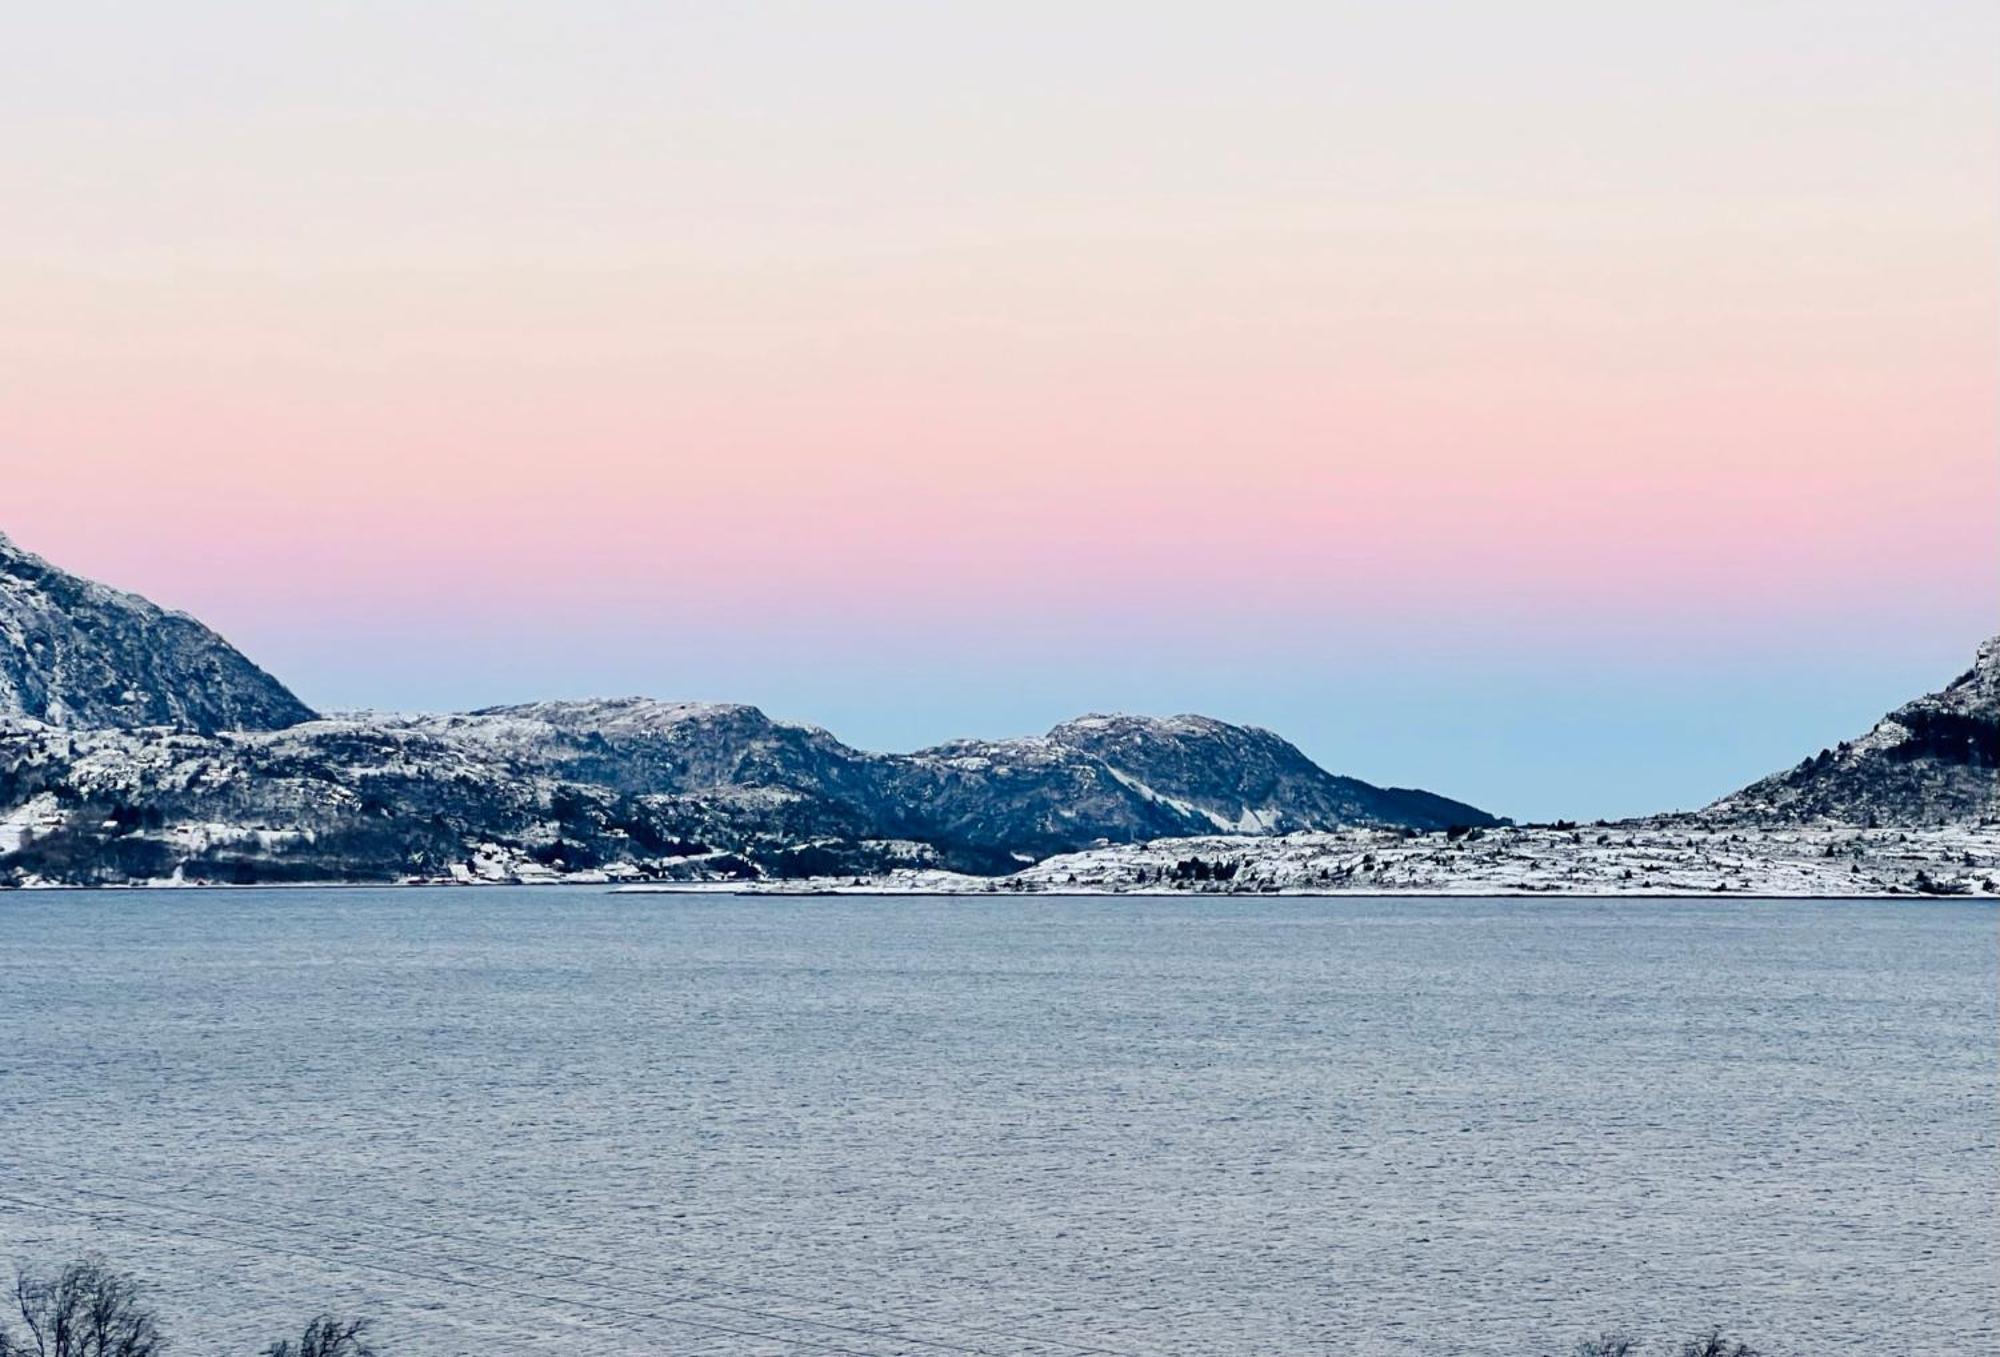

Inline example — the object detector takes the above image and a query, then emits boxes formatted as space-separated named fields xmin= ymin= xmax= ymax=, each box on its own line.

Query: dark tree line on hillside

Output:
xmin=1169 ymin=855 xmax=1239 ymax=882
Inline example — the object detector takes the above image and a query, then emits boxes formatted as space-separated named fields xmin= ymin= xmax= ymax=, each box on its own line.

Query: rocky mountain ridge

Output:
xmin=0 ymin=535 xmax=1496 ymax=885
xmin=0 ymin=533 xmax=315 ymax=734
xmin=1704 ymin=637 xmax=1999 ymax=826
xmin=1046 ymin=712 xmax=1487 ymax=833
xmin=964 ymin=636 xmax=2000 ymax=899
xmin=4 ymin=529 xmax=1990 ymax=890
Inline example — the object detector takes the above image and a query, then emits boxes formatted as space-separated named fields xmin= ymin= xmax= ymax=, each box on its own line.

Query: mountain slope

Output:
xmin=0 ymin=533 xmax=315 ymax=734
xmin=886 ymin=734 xmax=1218 ymax=863
xmin=4 ymin=699 xmax=1498 ymax=884
xmin=1043 ymin=713 xmax=1497 ymax=833
xmin=449 ymin=698 xmax=889 ymax=803
xmin=1704 ymin=637 xmax=2000 ymax=826
xmin=0 ymin=713 xmax=914 ymax=885
xmin=0 ymin=530 xmax=1503 ymax=884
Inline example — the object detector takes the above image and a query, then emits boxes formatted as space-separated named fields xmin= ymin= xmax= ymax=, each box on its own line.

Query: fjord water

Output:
xmin=1 ymin=890 xmax=1992 ymax=1356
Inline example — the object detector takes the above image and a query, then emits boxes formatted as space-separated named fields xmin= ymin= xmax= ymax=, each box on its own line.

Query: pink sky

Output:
xmin=3 ymin=3 xmax=1994 ymax=817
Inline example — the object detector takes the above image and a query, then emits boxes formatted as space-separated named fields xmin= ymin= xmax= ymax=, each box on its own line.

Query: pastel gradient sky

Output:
xmin=4 ymin=2 xmax=1995 ymax=820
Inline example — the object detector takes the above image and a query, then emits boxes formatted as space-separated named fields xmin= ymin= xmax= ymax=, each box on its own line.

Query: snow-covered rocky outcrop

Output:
xmin=1704 ymin=636 xmax=1999 ymax=826
xmin=0 ymin=532 xmax=315 ymax=733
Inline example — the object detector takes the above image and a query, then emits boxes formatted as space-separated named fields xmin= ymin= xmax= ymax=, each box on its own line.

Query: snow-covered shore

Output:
xmin=610 ymin=822 xmax=2000 ymax=898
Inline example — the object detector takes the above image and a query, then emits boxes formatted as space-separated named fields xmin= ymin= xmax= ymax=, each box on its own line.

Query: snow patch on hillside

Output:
xmin=1102 ymin=765 xmax=1232 ymax=829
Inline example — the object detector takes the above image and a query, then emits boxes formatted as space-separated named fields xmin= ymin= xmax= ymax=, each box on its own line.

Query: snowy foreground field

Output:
xmin=615 ymin=822 xmax=2000 ymax=898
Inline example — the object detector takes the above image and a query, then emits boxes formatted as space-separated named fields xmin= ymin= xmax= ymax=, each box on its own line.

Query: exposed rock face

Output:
xmin=1704 ymin=637 xmax=2000 ymax=826
xmin=0 ymin=533 xmax=315 ymax=734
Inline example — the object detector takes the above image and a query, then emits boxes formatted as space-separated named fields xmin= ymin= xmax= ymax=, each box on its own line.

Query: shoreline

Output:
xmin=2 ymin=878 xmax=1989 ymax=902
xmin=8 ymin=820 xmax=1994 ymax=900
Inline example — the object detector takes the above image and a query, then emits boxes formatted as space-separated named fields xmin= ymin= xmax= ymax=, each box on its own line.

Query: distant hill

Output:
xmin=0 ymin=533 xmax=1495 ymax=885
xmin=1704 ymin=637 xmax=2000 ymax=826
xmin=0 ymin=532 xmax=315 ymax=734
xmin=882 ymin=714 xmax=1494 ymax=864
xmin=1042 ymin=713 xmax=1490 ymax=834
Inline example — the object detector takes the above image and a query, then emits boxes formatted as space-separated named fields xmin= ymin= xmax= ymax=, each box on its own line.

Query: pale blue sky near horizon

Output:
xmin=238 ymin=606 xmax=1988 ymax=825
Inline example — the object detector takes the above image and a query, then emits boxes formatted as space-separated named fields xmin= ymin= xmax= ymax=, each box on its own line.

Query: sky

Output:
xmin=2 ymin=2 xmax=1994 ymax=821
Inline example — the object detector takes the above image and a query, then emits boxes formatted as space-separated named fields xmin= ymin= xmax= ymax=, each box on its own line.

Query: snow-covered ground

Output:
xmin=615 ymin=822 xmax=2000 ymax=898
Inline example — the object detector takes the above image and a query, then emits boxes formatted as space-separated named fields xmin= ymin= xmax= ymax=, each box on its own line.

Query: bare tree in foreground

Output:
xmin=1 ymin=1256 xmax=1772 ymax=1357
xmin=262 ymin=1314 xmax=376 ymax=1357
xmin=0 ymin=1258 xmax=167 ymax=1357
xmin=1 ymin=1259 xmax=377 ymax=1357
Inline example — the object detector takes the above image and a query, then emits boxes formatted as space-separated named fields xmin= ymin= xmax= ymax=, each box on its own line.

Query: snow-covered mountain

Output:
xmin=1043 ymin=713 xmax=1487 ymax=833
xmin=1704 ymin=637 xmax=2000 ymax=826
xmin=0 ymin=532 xmax=315 ymax=733
xmin=976 ymin=642 xmax=2000 ymax=900
xmin=0 ymin=700 xmax=1499 ymax=885
xmin=0 ymin=712 xmax=904 ymax=885
xmin=880 ymin=714 xmax=1494 ymax=863
xmin=0 ymin=534 xmax=1496 ymax=884
xmin=11 ymin=528 xmax=1986 ymax=890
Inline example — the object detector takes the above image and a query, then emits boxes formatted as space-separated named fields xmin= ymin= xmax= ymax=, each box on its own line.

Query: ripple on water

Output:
xmin=0 ymin=889 xmax=1992 ymax=1356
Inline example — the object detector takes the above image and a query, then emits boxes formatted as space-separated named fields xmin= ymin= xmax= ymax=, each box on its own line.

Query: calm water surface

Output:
xmin=1 ymin=889 xmax=1993 ymax=1355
